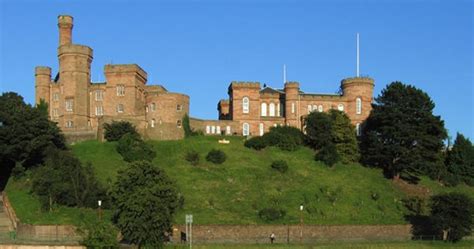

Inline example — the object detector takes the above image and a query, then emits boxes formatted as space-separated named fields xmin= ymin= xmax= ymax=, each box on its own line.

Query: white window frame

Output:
xmin=226 ymin=126 xmax=231 ymax=135
xmin=65 ymin=120 xmax=73 ymax=128
xmin=261 ymin=103 xmax=267 ymax=117
xmin=243 ymin=123 xmax=250 ymax=136
xmin=177 ymin=104 xmax=183 ymax=112
xmin=53 ymin=93 xmax=59 ymax=101
xmin=65 ymin=98 xmax=73 ymax=112
xmin=356 ymin=97 xmax=362 ymax=115
xmin=269 ymin=103 xmax=275 ymax=117
xmin=259 ymin=123 xmax=264 ymax=136
xmin=151 ymin=103 xmax=156 ymax=112
xmin=318 ymin=105 xmax=323 ymax=112
xmin=151 ymin=119 xmax=156 ymax=128
xmin=117 ymin=104 xmax=124 ymax=113
xmin=291 ymin=102 xmax=295 ymax=114
xmin=177 ymin=120 xmax=182 ymax=128
xmin=356 ymin=123 xmax=361 ymax=136
xmin=95 ymin=106 xmax=104 ymax=116
xmin=206 ymin=125 xmax=211 ymax=134
xmin=211 ymin=126 xmax=216 ymax=134
xmin=338 ymin=104 xmax=344 ymax=111
xmin=116 ymin=85 xmax=125 ymax=96
xmin=95 ymin=90 xmax=103 ymax=101
xmin=277 ymin=103 xmax=280 ymax=116
xmin=242 ymin=97 xmax=250 ymax=114
xmin=52 ymin=108 xmax=59 ymax=117
xmin=307 ymin=105 xmax=312 ymax=114
xmin=216 ymin=126 xmax=221 ymax=135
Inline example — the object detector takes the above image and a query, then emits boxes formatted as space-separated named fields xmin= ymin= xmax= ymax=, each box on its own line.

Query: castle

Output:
xmin=35 ymin=15 xmax=374 ymax=142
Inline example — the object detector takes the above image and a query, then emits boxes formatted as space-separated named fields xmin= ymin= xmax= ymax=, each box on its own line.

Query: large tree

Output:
xmin=360 ymin=82 xmax=447 ymax=180
xmin=111 ymin=161 xmax=180 ymax=248
xmin=430 ymin=193 xmax=474 ymax=242
xmin=445 ymin=133 xmax=474 ymax=186
xmin=0 ymin=92 xmax=65 ymax=188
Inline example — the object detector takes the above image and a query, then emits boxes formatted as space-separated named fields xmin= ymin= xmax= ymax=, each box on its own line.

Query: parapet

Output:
xmin=341 ymin=77 xmax=374 ymax=86
xmin=104 ymin=64 xmax=147 ymax=83
xmin=58 ymin=15 xmax=73 ymax=28
xmin=219 ymin=99 xmax=230 ymax=104
xmin=35 ymin=66 xmax=52 ymax=76
xmin=58 ymin=44 xmax=93 ymax=57
xmin=284 ymin=81 xmax=300 ymax=89
xmin=229 ymin=81 xmax=261 ymax=89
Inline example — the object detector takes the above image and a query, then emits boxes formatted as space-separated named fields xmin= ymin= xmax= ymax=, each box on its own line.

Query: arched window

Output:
xmin=356 ymin=97 xmax=362 ymax=115
xmin=261 ymin=103 xmax=267 ymax=116
xmin=226 ymin=126 xmax=231 ymax=135
xmin=356 ymin=123 xmax=361 ymax=136
xmin=307 ymin=105 xmax=312 ymax=114
xmin=151 ymin=119 xmax=156 ymax=128
xmin=206 ymin=125 xmax=211 ymax=134
xmin=216 ymin=126 xmax=221 ymax=135
xmin=312 ymin=105 xmax=317 ymax=112
xmin=318 ymin=105 xmax=323 ymax=112
xmin=277 ymin=103 xmax=280 ymax=116
xmin=269 ymin=103 xmax=275 ymax=116
xmin=177 ymin=120 xmax=182 ymax=128
xmin=242 ymin=97 xmax=249 ymax=114
xmin=243 ymin=123 xmax=250 ymax=136
xmin=151 ymin=103 xmax=156 ymax=112
xmin=259 ymin=123 xmax=264 ymax=136
xmin=338 ymin=104 xmax=344 ymax=111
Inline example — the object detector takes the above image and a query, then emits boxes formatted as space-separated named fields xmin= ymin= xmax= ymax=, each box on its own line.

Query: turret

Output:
xmin=58 ymin=15 xmax=73 ymax=46
xmin=341 ymin=77 xmax=375 ymax=123
xmin=284 ymin=81 xmax=300 ymax=126
xmin=35 ymin=66 xmax=51 ymax=105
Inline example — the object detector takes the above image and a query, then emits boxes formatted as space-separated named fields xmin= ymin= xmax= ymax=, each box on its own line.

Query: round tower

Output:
xmin=58 ymin=15 xmax=73 ymax=46
xmin=341 ymin=77 xmax=375 ymax=123
xmin=35 ymin=66 xmax=51 ymax=105
xmin=284 ymin=81 xmax=300 ymax=127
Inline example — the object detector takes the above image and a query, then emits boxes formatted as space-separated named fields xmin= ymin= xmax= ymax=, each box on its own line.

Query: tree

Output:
xmin=103 ymin=121 xmax=139 ymax=141
xmin=0 ymin=92 xmax=66 ymax=189
xmin=31 ymin=148 xmax=107 ymax=210
xmin=328 ymin=110 xmax=360 ymax=164
xmin=305 ymin=111 xmax=333 ymax=150
xmin=360 ymin=82 xmax=447 ymax=180
xmin=116 ymin=133 xmax=156 ymax=162
xmin=111 ymin=161 xmax=180 ymax=248
xmin=445 ymin=133 xmax=474 ymax=186
xmin=78 ymin=219 xmax=119 ymax=249
xmin=430 ymin=193 xmax=474 ymax=242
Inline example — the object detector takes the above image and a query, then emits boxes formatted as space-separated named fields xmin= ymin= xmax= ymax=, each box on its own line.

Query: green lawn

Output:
xmin=5 ymin=136 xmax=474 ymax=226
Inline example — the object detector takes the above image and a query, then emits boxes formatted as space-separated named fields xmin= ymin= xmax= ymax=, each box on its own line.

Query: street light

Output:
xmin=98 ymin=200 xmax=102 ymax=221
xmin=299 ymin=204 xmax=304 ymax=243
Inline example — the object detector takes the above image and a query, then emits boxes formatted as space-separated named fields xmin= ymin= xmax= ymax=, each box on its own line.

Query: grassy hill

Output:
xmin=5 ymin=136 xmax=474 ymax=225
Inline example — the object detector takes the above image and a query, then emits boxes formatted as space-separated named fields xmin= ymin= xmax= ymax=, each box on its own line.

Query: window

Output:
xmin=216 ymin=126 xmax=221 ymax=135
xmin=53 ymin=93 xmax=59 ymax=101
xmin=95 ymin=90 xmax=103 ymax=101
xmin=151 ymin=119 xmax=156 ymax=128
xmin=177 ymin=104 xmax=183 ymax=111
xmin=312 ymin=105 xmax=317 ymax=111
xmin=151 ymin=103 xmax=156 ymax=112
xmin=116 ymin=104 xmax=124 ymax=113
xmin=242 ymin=97 xmax=249 ymax=114
xmin=206 ymin=125 xmax=211 ymax=134
xmin=243 ymin=123 xmax=250 ymax=136
xmin=338 ymin=104 xmax=344 ymax=111
xmin=65 ymin=98 xmax=73 ymax=112
xmin=261 ymin=103 xmax=267 ymax=116
xmin=95 ymin=106 xmax=104 ymax=116
xmin=291 ymin=102 xmax=295 ymax=114
xmin=259 ymin=123 xmax=264 ymax=136
xmin=277 ymin=103 xmax=280 ymax=116
xmin=211 ymin=126 xmax=216 ymax=134
xmin=65 ymin=120 xmax=73 ymax=128
xmin=269 ymin=103 xmax=275 ymax=116
xmin=226 ymin=126 xmax=231 ymax=135
xmin=356 ymin=123 xmax=361 ymax=136
xmin=307 ymin=105 xmax=312 ymax=114
xmin=177 ymin=120 xmax=182 ymax=128
xmin=116 ymin=85 xmax=125 ymax=96
xmin=318 ymin=105 xmax=323 ymax=112
xmin=52 ymin=108 xmax=59 ymax=117
xmin=356 ymin=97 xmax=362 ymax=115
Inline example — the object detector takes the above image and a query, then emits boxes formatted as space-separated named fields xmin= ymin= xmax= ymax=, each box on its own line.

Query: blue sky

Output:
xmin=0 ymin=0 xmax=472 ymax=140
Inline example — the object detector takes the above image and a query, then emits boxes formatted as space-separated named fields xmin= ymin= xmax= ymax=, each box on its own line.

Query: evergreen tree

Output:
xmin=103 ymin=121 xmax=139 ymax=141
xmin=329 ymin=110 xmax=360 ymax=164
xmin=445 ymin=133 xmax=474 ymax=186
xmin=360 ymin=82 xmax=447 ymax=180
xmin=111 ymin=161 xmax=180 ymax=248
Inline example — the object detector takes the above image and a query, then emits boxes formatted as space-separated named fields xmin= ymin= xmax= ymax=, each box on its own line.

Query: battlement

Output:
xmin=58 ymin=44 xmax=93 ymax=57
xmin=230 ymin=81 xmax=261 ymax=89
xmin=219 ymin=99 xmax=230 ymax=104
xmin=104 ymin=64 xmax=147 ymax=80
xmin=58 ymin=15 xmax=73 ymax=27
xmin=284 ymin=81 xmax=300 ymax=88
xmin=145 ymin=85 xmax=168 ymax=93
xmin=35 ymin=66 xmax=52 ymax=76
xmin=341 ymin=77 xmax=374 ymax=86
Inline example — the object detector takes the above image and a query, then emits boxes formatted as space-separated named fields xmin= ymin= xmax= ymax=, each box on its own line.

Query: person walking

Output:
xmin=270 ymin=233 xmax=275 ymax=244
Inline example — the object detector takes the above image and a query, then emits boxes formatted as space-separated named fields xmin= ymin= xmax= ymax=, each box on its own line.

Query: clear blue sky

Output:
xmin=1 ymin=0 xmax=472 ymax=140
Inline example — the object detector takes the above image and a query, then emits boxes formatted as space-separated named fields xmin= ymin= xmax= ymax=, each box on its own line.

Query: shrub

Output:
xmin=116 ymin=133 xmax=156 ymax=162
xmin=258 ymin=207 xmax=286 ymax=222
xmin=206 ymin=149 xmax=226 ymax=164
xmin=315 ymin=143 xmax=339 ymax=167
xmin=78 ymin=219 xmax=119 ymax=248
xmin=262 ymin=126 xmax=304 ymax=151
xmin=185 ymin=150 xmax=200 ymax=166
xmin=271 ymin=160 xmax=288 ymax=173
xmin=402 ymin=197 xmax=427 ymax=216
xmin=104 ymin=121 xmax=139 ymax=141
xmin=11 ymin=162 xmax=26 ymax=179
xmin=183 ymin=114 xmax=200 ymax=138
xmin=244 ymin=136 xmax=267 ymax=150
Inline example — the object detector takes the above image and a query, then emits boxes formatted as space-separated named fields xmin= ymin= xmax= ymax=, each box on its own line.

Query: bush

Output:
xmin=263 ymin=126 xmax=304 ymax=151
xmin=11 ymin=162 xmax=26 ymax=179
xmin=315 ymin=143 xmax=339 ymax=167
xmin=78 ymin=219 xmax=119 ymax=249
xmin=271 ymin=160 xmax=288 ymax=173
xmin=258 ymin=207 xmax=286 ymax=222
xmin=116 ymin=133 xmax=156 ymax=162
xmin=206 ymin=149 xmax=226 ymax=164
xmin=104 ymin=121 xmax=139 ymax=141
xmin=185 ymin=150 xmax=200 ymax=166
xmin=244 ymin=136 xmax=267 ymax=150
xmin=402 ymin=197 xmax=428 ymax=216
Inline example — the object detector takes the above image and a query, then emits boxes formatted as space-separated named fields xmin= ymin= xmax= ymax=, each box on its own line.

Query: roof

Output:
xmin=260 ymin=87 xmax=284 ymax=94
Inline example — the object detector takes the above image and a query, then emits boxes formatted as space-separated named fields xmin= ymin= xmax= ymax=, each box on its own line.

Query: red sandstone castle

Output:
xmin=35 ymin=15 xmax=374 ymax=142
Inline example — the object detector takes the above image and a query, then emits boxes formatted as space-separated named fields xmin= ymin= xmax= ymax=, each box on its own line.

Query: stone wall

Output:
xmin=172 ymin=224 xmax=412 ymax=244
xmin=0 ymin=246 xmax=84 ymax=249
xmin=15 ymin=224 xmax=80 ymax=242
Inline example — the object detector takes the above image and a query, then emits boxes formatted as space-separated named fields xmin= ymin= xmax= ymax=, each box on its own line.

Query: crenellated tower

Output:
xmin=341 ymin=77 xmax=374 ymax=125
xmin=34 ymin=66 xmax=52 ymax=106
xmin=284 ymin=81 xmax=300 ymax=127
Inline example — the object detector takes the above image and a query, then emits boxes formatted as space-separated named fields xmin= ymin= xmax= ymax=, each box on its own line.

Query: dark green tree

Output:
xmin=445 ymin=133 xmax=474 ymax=186
xmin=206 ymin=149 xmax=227 ymax=164
xmin=305 ymin=111 xmax=333 ymax=150
xmin=328 ymin=110 xmax=360 ymax=164
xmin=78 ymin=219 xmax=119 ymax=249
xmin=103 ymin=121 xmax=139 ymax=141
xmin=0 ymin=92 xmax=66 ymax=189
xmin=111 ymin=161 xmax=180 ymax=248
xmin=360 ymin=82 xmax=447 ymax=180
xmin=116 ymin=133 xmax=156 ymax=162
xmin=430 ymin=193 xmax=474 ymax=242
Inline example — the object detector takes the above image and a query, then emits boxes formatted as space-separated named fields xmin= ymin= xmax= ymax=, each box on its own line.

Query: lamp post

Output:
xmin=299 ymin=204 xmax=304 ymax=243
xmin=98 ymin=200 xmax=102 ymax=221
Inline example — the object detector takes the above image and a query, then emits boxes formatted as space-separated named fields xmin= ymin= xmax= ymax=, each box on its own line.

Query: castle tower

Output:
xmin=57 ymin=15 xmax=93 ymax=130
xmin=284 ymin=81 xmax=300 ymax=127
xmin=35 ymin=66 xmax=51 ymax=105
xmin=341 ymin=77 xmax=375 ymax=125
xmin=58 ymin=15 xmax=73 ymax=46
